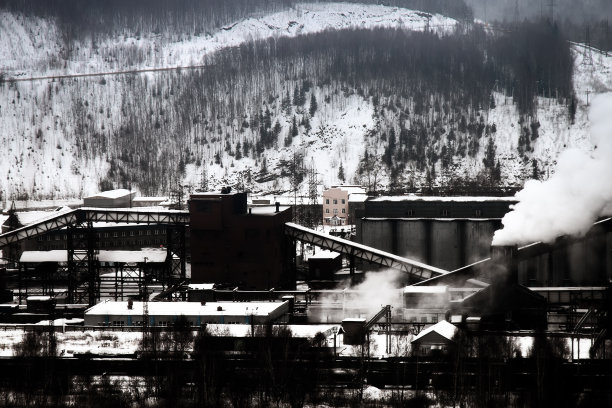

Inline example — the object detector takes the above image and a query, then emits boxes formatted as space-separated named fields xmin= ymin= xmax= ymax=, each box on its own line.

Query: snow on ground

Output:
xmin=1 ymin=3 xmax=457 ymax=79
xmin=1 ymin=3 xmax=611 ymax=199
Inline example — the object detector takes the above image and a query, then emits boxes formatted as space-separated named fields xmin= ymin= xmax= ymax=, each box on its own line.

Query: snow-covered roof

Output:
xmin=308 ymin=250 xmax=342 ymax=260
xmin=27 ymin=295 xmax=52 ymax=302
xmin=331 ymin=185 xmax=367 ymax=195
xmin=13 ymin=211 xmax=59 ymax=226
xmin=403 ymin=286 xmax=447 ymax=294
xmin=248 ymin=205 xmax=290 ymax=215
xmin=370 ymin=195 xmax=517 ymax=203
xmin=20 ymin=249 xmax=167 ymax=264
xmin=85 ymin=301 xmax=287 ymax=318
xmin=412 ymin=320 xmax=458 ymax=343
xmin=188 ymin=283 xmax=215 ymax=290
xmin=132 ymin=196 xmax=168 ymax=203
xmin=348 ymin=193 xmax=369 ymax=203
xmin=84 ymin=189 xmax=134 ymax=200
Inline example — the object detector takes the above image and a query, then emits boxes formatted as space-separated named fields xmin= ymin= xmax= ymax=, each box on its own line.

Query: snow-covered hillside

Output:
xmin=0 ymin=3 xmax=610 ymax=202
xmin=1 ymin=3 xmax=456 ymax=79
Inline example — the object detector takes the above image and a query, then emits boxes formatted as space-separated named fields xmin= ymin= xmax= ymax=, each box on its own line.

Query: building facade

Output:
xmin=189 ymin=192 xmax=293 ymax=290
xmin=322 ymin=185 xmax=367 ymax=226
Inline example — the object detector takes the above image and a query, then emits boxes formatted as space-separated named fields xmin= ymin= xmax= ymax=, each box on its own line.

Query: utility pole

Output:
xmin=307 ymin=158 xmax=319 ymax=230
xmin=586 ymin=89 xmax=591 ymax=106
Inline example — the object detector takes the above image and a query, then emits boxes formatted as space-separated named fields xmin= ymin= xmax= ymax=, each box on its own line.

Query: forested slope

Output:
xmin=0 ymin=2 xmax=606 ymax=201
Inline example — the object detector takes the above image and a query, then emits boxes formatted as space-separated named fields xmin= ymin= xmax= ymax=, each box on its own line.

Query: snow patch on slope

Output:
xmin=2 ymin=3 xmax=457 ymax=78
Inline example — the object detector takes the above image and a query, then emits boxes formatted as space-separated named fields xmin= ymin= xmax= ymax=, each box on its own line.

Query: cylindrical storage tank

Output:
xmin=430 ymin=221 xmax=461 ymax=271
xmin=397 ymin=220 xmax=428 ymax=263
xmin=463 ymin=220 xmax=497 ymax=265
xmin=361 ymin=219 xmax=395 ymax=253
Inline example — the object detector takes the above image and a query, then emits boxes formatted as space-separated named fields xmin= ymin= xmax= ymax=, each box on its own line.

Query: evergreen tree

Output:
xmin=338 ymin=162 xmax=345 ymax=183
xmin=291 ymin=115 xmax=299 ymax=138
xmin=309 ymin=93 xmax=318 ymax=117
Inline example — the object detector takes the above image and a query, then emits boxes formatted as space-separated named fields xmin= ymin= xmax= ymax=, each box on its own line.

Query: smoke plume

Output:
xmin=493 ymin=93 xmax=612 ymax=246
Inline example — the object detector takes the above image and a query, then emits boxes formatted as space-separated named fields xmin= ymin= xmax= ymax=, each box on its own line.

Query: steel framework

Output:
xmin=0 ymin=208 xmax=189 ymax=305
xmin=284 ymin=222 xmax=447 ymax=282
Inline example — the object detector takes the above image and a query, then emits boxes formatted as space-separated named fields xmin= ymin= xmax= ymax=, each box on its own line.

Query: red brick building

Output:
xmin=189 ymin=192 xmax=293 ymax=290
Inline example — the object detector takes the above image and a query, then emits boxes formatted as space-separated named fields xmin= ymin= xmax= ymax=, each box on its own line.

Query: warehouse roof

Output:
xmin=20 ymin=249 xmax=167 ymax=264
xmin=85 ymin=301 xmax=287 ymax=317
xmin=84 ymin=189 xmax=134 ymax=200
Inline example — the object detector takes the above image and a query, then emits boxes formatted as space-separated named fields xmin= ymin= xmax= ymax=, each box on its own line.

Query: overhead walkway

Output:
xmin=0 ymin=207 xmax=190 ymax=248
xmin=284 ymin=222 xmax=447 ymax=282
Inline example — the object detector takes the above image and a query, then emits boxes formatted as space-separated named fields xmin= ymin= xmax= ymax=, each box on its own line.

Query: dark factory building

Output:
xmin=189 ymin=192 xmax=293 ymax=290
xmin=356 ymin=195 xmax=517 ymax=271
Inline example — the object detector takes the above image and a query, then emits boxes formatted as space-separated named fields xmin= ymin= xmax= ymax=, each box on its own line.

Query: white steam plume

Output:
xmin=493 ymin=93 xmax=612 ymax=246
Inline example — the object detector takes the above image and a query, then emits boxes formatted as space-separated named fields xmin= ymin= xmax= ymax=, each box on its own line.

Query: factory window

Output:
xmin=333 ymin=199 xmax=337 ymax=204
xmin=441 ymin=209 xmax=449 ymax=216
xmin=333 ymin=209 xmax=338 ymax=214
xmin=113 ymin=232 xmax=118 ymax=238
xmin=121 ymin=231 xmax=126 ymax=237
xmin=139 ymin=230 xmax=143 ymax=236
xmin=325 ymin=209 xmax=330 ymax=214
xmin=341 ymin=208 xmax=346 ymax=214
xmin=474 ymin=209 xmax=482 ymax=216
xmin=325 ymin=199 xmax=329 ymax=204
xmin=104 ymin=232 xmax=109 ymax=238
xmin=406 ymin=210 xmax=415 ymax=216
xmin=159 ymin=321 xmax=168 ymax=327
xmin=161 ymin=229 xmax=166 ymax=234
xmin=341 ymin=199 xmax=345 ymax=204
xmin=130 ymin=231 xmax=135 ymax=236
xmin=146 ymin=230 xmax=152 ymax=235
xmin=112 ymin=321 xmax=125 ymax=327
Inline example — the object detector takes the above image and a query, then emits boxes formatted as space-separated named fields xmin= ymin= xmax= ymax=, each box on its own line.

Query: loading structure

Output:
xmin=0 ymin=207 xmax=189 ymax=306
xmin=284 ymin=222 xmax=447 ymax=283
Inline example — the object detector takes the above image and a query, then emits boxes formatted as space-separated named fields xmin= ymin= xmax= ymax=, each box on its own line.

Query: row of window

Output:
xmin=402 ymin=209 xmax=483 ymax=217
xmin=40 ymin=239 xmax=164 ymax=251
xmin=37 ymin=229 xmax=166 ymax=242
xmin=324 ymin=198 xmax=346 ymax=205
xmin=325 ymin=208 xmax=346 ymax=214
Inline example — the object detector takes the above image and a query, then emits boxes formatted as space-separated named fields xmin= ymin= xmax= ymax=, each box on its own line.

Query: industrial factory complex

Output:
xmin=0 ymin=188 xmax=611 ymax=404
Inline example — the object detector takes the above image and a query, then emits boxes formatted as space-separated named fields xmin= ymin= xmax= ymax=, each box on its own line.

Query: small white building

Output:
xmin=84 ymin=300 xmax=290 ymax=327
xmin=411 ymin=320 xmax=459 ymax=355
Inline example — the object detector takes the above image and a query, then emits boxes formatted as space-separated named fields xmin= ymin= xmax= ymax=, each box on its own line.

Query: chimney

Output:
xmin=490 ymin=245 xmax=518 ymax=285
xmin=275 ymin=202 xmax=280 ymax=213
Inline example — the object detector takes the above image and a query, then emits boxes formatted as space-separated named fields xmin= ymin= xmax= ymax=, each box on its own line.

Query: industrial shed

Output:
xmin=84 ymin=300 xmax=290 ymax=326
xmin=83 ymin=189 xmax=136 ymax=208
xmin=411 ymin=320 xmax=459 ymax=356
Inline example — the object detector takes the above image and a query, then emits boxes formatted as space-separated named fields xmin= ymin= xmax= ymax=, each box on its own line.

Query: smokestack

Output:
xmin=275 ymin=202 xmax=280 ymax=213
xmin=490 ymin=245 xmax=518 ymax=285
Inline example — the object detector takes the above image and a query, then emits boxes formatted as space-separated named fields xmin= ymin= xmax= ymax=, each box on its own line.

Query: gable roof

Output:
xmin=412 ymin=320 xmax=458 ymax=344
